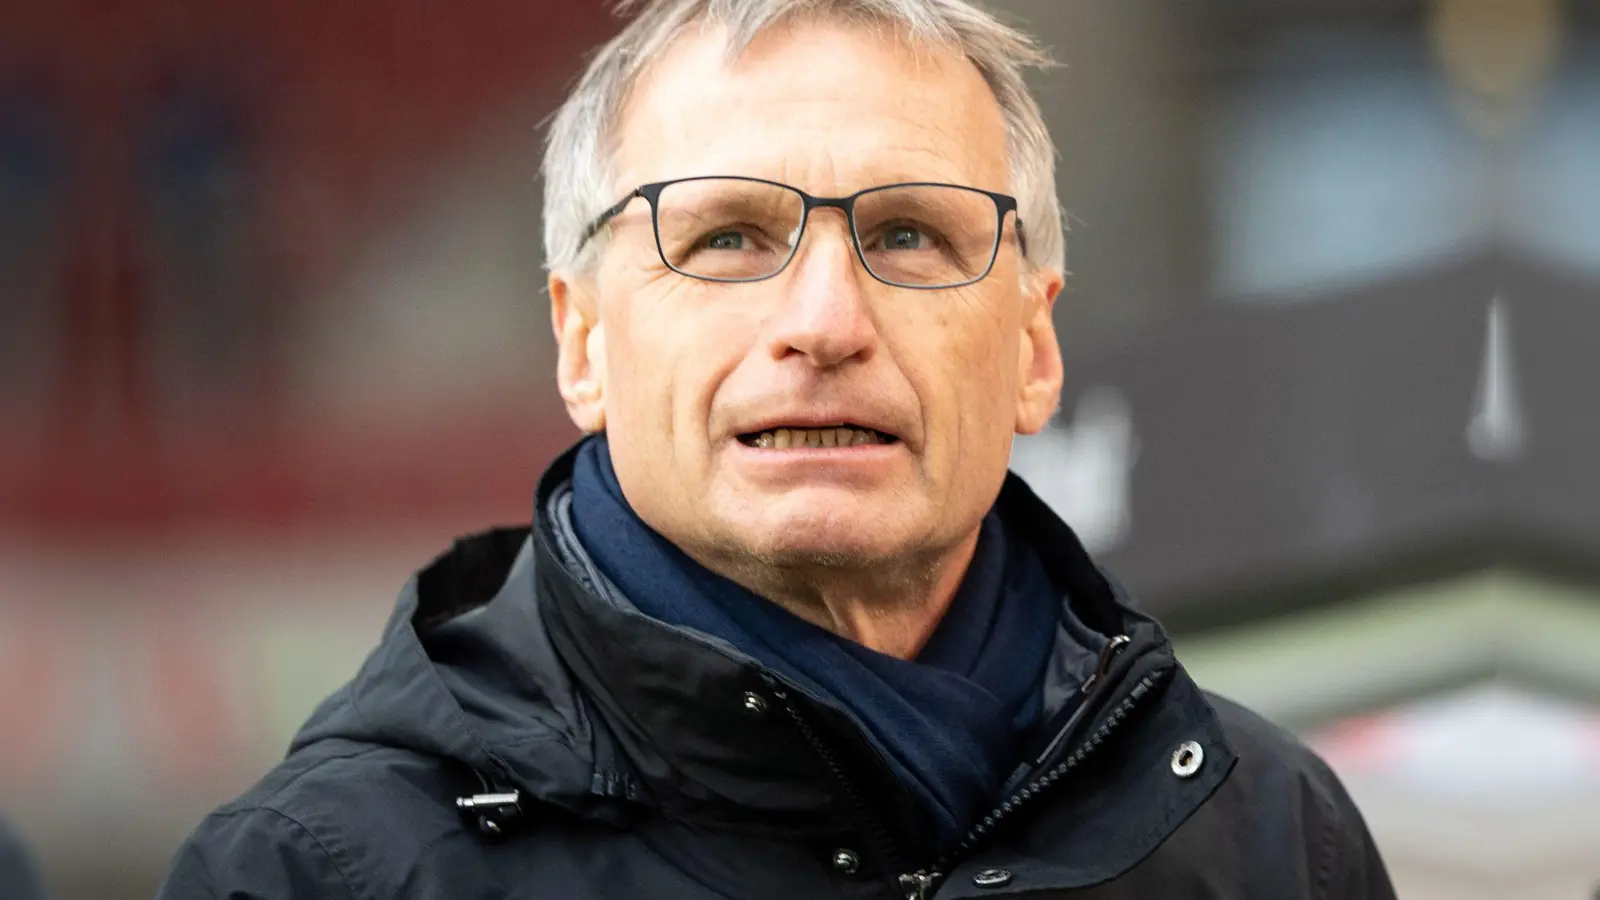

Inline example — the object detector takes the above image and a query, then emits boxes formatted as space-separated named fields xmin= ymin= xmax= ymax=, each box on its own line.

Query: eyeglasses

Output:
xmin=578 ymin=176 xmax=1025 ymax=290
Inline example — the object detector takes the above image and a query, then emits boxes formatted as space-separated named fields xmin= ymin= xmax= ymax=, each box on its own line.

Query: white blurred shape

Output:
xmin=1467 ymin=294 xmax=1526 ymax=463
xmin=1009 ymin=386 xmax=1139 ymax=554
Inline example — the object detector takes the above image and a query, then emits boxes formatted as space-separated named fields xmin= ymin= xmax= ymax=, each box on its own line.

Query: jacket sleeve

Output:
xmin=156 ymin=808 xmax=362 ymax=900
xmin=0 ymin=819 xmax=49 ymax=900
xmin=1306 ymin=757 xmax=1398 ymax=900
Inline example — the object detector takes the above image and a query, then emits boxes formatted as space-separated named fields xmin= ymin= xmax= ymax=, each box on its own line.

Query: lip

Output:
xmin=727 ymin=438 xmax=905 ymax=482
xmin=731 ymin=413 xmax=906 ymax=446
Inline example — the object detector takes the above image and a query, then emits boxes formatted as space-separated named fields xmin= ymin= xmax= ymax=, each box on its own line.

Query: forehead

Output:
xmin=612 ymin=18 xmax=1010 ymax=193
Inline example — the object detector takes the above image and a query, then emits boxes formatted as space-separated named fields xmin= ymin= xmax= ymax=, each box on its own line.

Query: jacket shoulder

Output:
xmin=1202 ymin=689 xmax=1366 ymax=828
xmin=1205 ymin=691 xmax=1333 ymax=775
xmin=159 ymin=739 xmax=474 ymax=900
xmin=1200 ymin=691 xmax=1397 ymax=900
xmin=158 ymin=802 xmax=361 ymax=900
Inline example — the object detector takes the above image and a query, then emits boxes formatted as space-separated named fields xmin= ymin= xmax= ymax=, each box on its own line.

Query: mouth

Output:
xmin=736 ymin=424 xmax=900 ymax=450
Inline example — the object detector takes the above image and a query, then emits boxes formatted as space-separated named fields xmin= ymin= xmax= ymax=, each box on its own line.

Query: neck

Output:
xmin=686 ymin=527 xmax=983 ymax=660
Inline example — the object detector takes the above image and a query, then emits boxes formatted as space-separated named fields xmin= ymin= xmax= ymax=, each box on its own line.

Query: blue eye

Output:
xmin=705 ymin=230 xmax=746 ymax=250
xmin=882 ymin=225 xmax=926 ymax=250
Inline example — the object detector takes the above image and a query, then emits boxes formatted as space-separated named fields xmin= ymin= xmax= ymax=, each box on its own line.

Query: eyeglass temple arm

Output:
xmin=579 ymin=188 xmax=645 ymax=246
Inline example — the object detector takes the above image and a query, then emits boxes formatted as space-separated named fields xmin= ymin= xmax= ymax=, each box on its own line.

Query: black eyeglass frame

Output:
xmin=577 ymin=175 xmax=1027 ymax=290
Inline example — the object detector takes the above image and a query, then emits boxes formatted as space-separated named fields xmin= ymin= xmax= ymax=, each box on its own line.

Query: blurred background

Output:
xmin=1 ymin=0 xmax=1596 ymax=897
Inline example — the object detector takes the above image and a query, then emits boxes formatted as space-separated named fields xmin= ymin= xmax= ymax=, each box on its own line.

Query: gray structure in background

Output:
xmin=1006 ymin=0 xmax=1598 ymax=623
xmin=1017 ymin=254 xmax=1600 ymax=628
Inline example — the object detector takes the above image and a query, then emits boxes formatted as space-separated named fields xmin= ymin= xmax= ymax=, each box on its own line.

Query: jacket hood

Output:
xmin=288 ymin=441 xmax=1196 ymax=849
xmin=289 ymin=525 xmax=623 ymax=818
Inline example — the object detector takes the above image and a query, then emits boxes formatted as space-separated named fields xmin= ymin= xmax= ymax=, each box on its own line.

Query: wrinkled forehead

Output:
xmin=611 ymin=17 xmax=1011 ymax=196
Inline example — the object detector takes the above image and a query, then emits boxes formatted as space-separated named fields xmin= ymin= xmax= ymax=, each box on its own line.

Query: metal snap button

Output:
xmin=742 ymin=691 xmax=769 ymax=715
xmin=973 ymin=868 xmax=1013 ymax=888
xmin=1171 ymin=740 xmax=1204 ymax=778
xmin=831 ymin=848 xmax=860 ymax=874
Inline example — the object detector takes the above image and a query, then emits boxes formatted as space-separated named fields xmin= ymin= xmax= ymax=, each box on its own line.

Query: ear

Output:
xmin=550 ymin=271 xmax=608 ymax=433
xmin=1014 ymin=266 xmax=1065 ymax=436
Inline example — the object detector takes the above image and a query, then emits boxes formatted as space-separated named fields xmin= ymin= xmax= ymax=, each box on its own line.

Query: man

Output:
xmin=159 ymin=1 xmax=1396 ymax=897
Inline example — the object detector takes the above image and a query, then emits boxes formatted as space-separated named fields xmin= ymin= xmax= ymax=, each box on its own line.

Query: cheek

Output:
xmin=921 ymin=295 xmax=1019 ymax=399
xmin=609 ymin=284 xmax=758 ymax=444
xmin=919 ymin=298 xmax=1024 ymax=466
xmin=596 ymin=291 xmax=673 ymax=439
xmin=692 ymin=305 xmax=767 ymax=423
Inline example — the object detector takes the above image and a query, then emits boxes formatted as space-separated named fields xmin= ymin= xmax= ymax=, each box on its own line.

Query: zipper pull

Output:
xmin=1028 ymin=633 xmax=1131 ymax=768
xmin=1077 ymin=634 xmax=1131 ymax=695
xmin=899 ymin=871 xmax=939 ymax=899
xmin=455 ymin=790 xmax=523 ymax=840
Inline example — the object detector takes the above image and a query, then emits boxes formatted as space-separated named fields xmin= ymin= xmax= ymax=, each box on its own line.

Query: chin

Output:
xmin=748 ymin=537 xmax=884 ymax=570
xmin=721 ymin=503 xmax=913 ymax=569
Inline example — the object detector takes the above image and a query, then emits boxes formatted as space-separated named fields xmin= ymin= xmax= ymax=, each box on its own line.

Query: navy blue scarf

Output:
xmin=566 ymin=436 xmax=1060 ymax=847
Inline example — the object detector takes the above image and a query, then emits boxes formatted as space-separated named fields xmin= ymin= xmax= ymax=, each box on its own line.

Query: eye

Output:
xmin=702 ymin=229 xmax=748 ymax=251
xmin=866 ymin=221 xmax=949 ymax=254
xmin=881 ymin=225 xmax=926 ymax=250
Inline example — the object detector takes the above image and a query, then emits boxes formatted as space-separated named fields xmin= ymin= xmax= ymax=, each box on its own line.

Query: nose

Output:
xmin=764 ymin=212 xmax=879 ymax=369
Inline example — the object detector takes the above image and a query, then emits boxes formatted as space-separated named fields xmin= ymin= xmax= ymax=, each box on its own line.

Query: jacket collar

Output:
xmin=344 ymin=439 xmax=1236 ymax=884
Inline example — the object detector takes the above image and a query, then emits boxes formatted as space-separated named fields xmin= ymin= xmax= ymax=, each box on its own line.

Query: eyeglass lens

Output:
xmin=652 ymin=179 xmax=1003 ymax=287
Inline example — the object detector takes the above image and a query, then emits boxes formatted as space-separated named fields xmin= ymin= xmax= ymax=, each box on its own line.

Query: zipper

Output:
xmin=929 ymin=667 xmax=1166 ymax=877
xmin=777 ymin=639 xmax=1161 ymax=900
xmin=890 ymin=638 xmax=1156 ymax=898
xmin=774 ymin=687 xmax=913 ymax=896
xmin=898 ymin=871 xmax=938 ymax=899
xmin=1022 ymin=634 xmax=1132 ymax=775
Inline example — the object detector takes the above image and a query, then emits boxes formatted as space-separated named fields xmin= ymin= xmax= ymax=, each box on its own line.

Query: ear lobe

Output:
xmin=550 ymin=273 xmax=608 ymax=433
xmin=1014 ymin=267 xmax=1065 ymax=436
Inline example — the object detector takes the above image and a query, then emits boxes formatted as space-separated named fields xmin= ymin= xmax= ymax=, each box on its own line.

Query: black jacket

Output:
xmin=1 ymin=819 xmax=48 ymax=900
xmin=158 ymin=447 xmax=1396 ymax=899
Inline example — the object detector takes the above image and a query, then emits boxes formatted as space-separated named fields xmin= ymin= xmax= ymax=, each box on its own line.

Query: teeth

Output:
xmin=748 ymin=427 xmax=885 ymax=449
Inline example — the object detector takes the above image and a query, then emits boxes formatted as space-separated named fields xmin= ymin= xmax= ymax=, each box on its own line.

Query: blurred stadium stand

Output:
xmin=1 ymin=1 xmax=1595 ymax=898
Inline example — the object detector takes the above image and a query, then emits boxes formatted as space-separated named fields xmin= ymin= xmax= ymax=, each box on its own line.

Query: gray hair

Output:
xmin=541 ymin=0 xmax=1065 ymax=277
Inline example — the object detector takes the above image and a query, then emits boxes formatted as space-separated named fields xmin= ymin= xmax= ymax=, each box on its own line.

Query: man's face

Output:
xmin=551 ymin=19 xmax=1063 ymax=574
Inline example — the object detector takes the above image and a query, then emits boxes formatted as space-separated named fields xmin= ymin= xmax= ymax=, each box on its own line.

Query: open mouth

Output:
xmin=737 ymin=425 xmax=899 ymax=449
